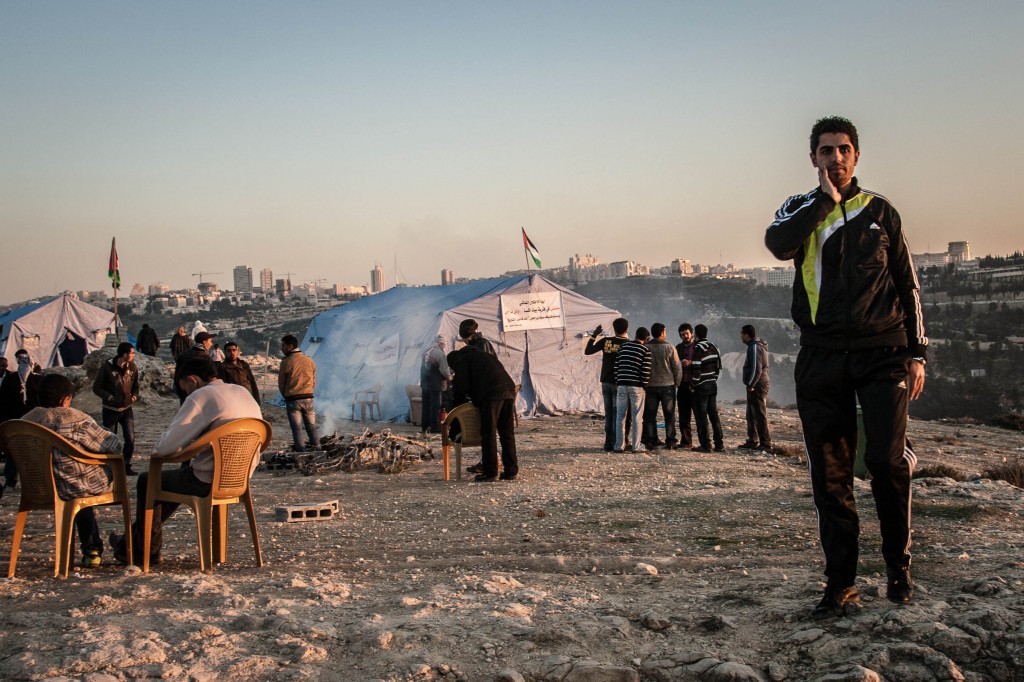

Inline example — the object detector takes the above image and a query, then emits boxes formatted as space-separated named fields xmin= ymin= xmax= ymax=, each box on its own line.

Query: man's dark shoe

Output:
xmin=886 ymin=567 xmax=914 ymax=604
xmin=499 ymin=472 xmax=518 ymax=481
xmin=738 ymin=441 xmax=758 ymax=449
xmin=474 ymin=473 xmax=498 ymax=482
xmin=466 ymin=462 xmax=484 ymax=474
xmin=125 ymin=467 xmax=139 ymax=476
xmin=759 ymin=443 xmax=773 ymax=451
xmin=692 ymin=446 xmax=712 ymax=453
xmin=812 ymin=586 xmax=861 ymax=620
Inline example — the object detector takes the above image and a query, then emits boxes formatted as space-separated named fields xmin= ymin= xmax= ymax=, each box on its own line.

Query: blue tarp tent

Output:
xmin=0 ymin=294 xmax=117 ymax=368
xmin=298 ymin=274 xmax=619 ymax=423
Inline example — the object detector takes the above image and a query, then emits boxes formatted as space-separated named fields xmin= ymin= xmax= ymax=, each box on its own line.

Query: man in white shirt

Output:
xmin=111 ymin=356 xmax=263 ymax=565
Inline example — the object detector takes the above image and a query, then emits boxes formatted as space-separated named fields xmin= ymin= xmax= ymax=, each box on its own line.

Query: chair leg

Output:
xmin=195 ymin=501 xmax=214 ymax=574
xmin=142 ymin=505 xmax=155 ymax=573
xmin=8 ymin=510 xmax=29 ymax=578
xmin=455 ymin=444 xmax=463 ymax=481
xmin=56 ymin=500 xmax=77 ymax=579
xmin=242 ymin=492 xmax=264 ymax=567
xmin=442 ymin=444 xmax=450 ymax=481
xmin=121 ymin=499 xmax=133 ymax=570
xmin=212 ymin=505 xmax=227 ymax=565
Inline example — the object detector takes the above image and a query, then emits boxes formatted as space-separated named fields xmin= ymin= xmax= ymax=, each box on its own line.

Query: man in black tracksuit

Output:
xmin=448 ymin=322 xmax=518 ymax=483
xmin=584 ymin=317 xmax=630 ymax=451
xmin=765 ymin=116 xmax=927 ymax=619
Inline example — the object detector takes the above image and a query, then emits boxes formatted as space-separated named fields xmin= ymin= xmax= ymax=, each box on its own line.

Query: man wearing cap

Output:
xmin=420 ymin=335 xmax=452 ymax=434
xmin=173 ymin=331 xmax=214 ymax=404
xmin=218 ymin=341 xmax=261 ymax=404
xmin=92 ymin=342 xmax=141 ymax=475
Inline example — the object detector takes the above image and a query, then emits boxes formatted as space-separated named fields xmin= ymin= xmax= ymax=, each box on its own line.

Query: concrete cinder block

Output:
xmin=274 ymin=500 xmax=340 ymax=523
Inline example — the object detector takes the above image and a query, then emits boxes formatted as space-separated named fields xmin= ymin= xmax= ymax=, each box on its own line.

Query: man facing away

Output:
xmin=420 ymin=335 xmax=453 ymax=434
xmin=173 ymin=331 xmax=214 ymax=404
xmin=738 ymin=324 xmax=771 ymax=451
xmin=110 ymin=357 xmax=262 ymax=566
xmin=642 ymin=322 xmax=682 ymax=450
xmin=675 ymin=323 xmax=697 ymax=449
xmin=765 ymin=115 xmax=926 ymax=618
xmin=690 ymin=324 xmax=724 ymax=453
xmin=135 ymin=324 xmax=160 ymax=357
xmin=584 ymin=317 xmax=630 ymax=452
xmin=23 ymin=373 xmax=124 ymax=568
xmin=92 ymin=342 xmax=140 ymax=475
xmin=447 ymin=320 xmax=518 ymax=482
xmin=218 ymin=341 xmax=261 ymax=404
xmin=613 ymin=327 xmax=651 ymax=453
xmin=279 ymin=334 xmax=319 ymax=452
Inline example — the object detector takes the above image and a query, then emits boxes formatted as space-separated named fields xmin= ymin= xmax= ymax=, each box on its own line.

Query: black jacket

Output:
xmin=136 ymin=326 xmax=160 ymax=355
xmin=765 ymin=179 xmax=927 ymax=359
xmin=584 ymin=335 xmax=627 ymax=384
xmin=447 ymin=347 xmax=515 ymax=408
xmin=218 ymin=358 xmax=260 ymax=403
xmin=92 ymin=358 xmax=140 ymax=410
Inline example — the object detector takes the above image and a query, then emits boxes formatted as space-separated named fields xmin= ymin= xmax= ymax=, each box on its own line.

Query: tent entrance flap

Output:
xmin=58 ymin=330 xmax=88 ymax=367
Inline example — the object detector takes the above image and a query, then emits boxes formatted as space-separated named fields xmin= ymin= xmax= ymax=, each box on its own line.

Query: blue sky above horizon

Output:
xmin=2 ymin=1 xmax=1022 ymax=304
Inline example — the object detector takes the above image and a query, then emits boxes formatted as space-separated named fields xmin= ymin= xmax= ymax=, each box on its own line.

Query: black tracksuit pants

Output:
xmin=479 ymin=397 xmax=518 ymax=478
xmin=795 ymin=345 xmax=916 ymax=588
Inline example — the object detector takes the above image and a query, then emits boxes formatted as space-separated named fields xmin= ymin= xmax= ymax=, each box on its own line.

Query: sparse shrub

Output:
xmin=983 ymin=454 xmax=1024 ymax=488
xmin=989 ymin=412 xmax=1024 ymax=432
xmin=913 ymin=463 xmax=967 ymax=481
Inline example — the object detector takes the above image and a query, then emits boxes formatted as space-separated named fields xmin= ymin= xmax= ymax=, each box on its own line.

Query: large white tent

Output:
xmin=298 ymin=274 xmax=620 ymax=421
xmin=0 ymin=294 xmax=117 ymax=368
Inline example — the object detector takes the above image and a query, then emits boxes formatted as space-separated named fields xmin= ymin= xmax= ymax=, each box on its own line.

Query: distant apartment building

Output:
xmin=233 ymin=265 xmax=253 ymax=293
xmin=948 ymin=241 xmax=971 ymax=263
xmin=913 ymin=252 xmax=950 ymax=269
xmin=371 ymin=264 xmax=386 ymax=294
xmin=748 ymin=267 xmax=796 ymax=287
xmin=441 ymin=269 xmax=455 ymax=286
xmin=259 ymin=268 xmax=273 ymax=293
xmin=148 ymin=282 xmax=171 ymax=296
xmin=333 ymin=284 xmax=367 ymax=297
xmin=671 ymin=259 xmax=692 ymax=275
xmin=275 ymin=277 xmax=291 ymax=297
xmin=129 ymin=283 xmax=147 ymax=299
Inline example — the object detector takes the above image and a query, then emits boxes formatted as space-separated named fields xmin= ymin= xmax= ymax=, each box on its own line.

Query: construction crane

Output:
xmin=192 ymin=271 xmax=223 ymax=285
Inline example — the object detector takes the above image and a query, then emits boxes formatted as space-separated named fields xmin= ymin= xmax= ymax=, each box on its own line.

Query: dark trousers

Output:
xmin=643 ymin=386 xmax=677 ymax=446
xmin=692 ymin=382 xmax=723 ymax=450
xmin=421 ymin=388 xmax=443 ymax=433
xmin=796 ymin=346 xmax=914 ymax=588
xmin=122 ymin=465 xmax=211 ymax=559
xmin=102 ymin=407 xmax=135 ymax=467
xmin=3 ymin=456 xmax=16 ymax=488
xmin=74 ymin=508 xmax=102 ymax=555
xmin=677 ymin=385 xmax=694 ymax=447
xmin=601 ymin=382 xmax=617 ymax=449
xmin=479 ymin=398 xmax=518 ymax=478
xmin=745 ymin=383 xmax=771 ymax=445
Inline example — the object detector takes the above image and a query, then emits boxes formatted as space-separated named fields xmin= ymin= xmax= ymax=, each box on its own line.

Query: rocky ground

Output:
xmin=1 ymin=356 xmax=1022 ymax=681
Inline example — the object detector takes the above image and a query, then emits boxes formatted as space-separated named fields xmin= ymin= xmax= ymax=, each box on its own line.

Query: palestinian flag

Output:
xmin=108 ymin=237 xmax=121 ymax=289
xmin=522 ymin=227 xmax=541 ymax=269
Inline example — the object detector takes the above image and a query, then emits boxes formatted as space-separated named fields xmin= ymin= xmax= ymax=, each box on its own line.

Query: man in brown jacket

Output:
xmin=279 ymin=334 xmax=318 ymax=451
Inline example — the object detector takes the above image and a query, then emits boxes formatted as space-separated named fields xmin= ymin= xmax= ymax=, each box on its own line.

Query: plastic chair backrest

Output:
xmin=441 ymin=403 xmax=482 ymax=448
xmin=171 ymin=418 xmax=272 ymax=500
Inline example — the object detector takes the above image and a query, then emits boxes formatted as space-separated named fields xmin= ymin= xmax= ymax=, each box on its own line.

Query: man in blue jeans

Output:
xmin=584 ymin=317 xmax=630 ymax=451
xmin=279 ymin=334 xmax=319 ymax=452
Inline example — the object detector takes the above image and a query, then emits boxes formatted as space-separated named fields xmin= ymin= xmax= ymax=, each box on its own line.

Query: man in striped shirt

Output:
xmin=690 ymin=324 xmax=724 ymax=453
xmin=613 ymin=327 xmax=652 ymax=453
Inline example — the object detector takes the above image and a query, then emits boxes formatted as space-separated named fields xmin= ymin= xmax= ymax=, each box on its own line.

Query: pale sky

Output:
xmin=2 ymin=1 xmax=1022 ymax=305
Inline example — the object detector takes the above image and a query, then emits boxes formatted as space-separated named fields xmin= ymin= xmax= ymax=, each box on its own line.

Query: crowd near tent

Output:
xmin=299 ymin=275 xmax=620 ymax=421
xmin=0 ymin=293 xmax=118 ymax=368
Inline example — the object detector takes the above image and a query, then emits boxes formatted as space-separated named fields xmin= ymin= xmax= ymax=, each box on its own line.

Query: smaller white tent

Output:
xmin=0 ymin=294 xmax=118 ymax=368
xmin=299 ymin=274 xmax=620 ymax=421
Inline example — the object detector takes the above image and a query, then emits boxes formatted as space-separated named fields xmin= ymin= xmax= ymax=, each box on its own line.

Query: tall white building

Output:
xmin=441 ymin=269 xmax=455 ymax=286
xmin=259 ymin=268 xmax=273 ymax=293
xmin=371 ymin=264 xmax=386 ymax=294
xmin=233 ymin=265 xmax=253 ymax=293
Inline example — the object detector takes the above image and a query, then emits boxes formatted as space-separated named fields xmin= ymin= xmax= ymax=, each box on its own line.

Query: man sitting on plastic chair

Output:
xmin=110 ymin=357 xmax=262 ymax=566
xmin=21 ymin=374 xmax=124 ymax=569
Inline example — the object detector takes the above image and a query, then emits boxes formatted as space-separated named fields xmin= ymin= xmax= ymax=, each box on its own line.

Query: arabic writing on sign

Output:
xmin=501 ymin=291 xmax=566 ymax=331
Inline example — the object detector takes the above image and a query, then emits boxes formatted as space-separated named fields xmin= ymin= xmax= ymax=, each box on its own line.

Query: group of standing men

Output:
xmin=586 ymin=319 xmax=770 ymax=455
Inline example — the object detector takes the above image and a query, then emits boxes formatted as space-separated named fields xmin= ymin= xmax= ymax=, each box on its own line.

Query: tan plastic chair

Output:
xmin=142 ymin=418 xmax=271 ymax=574
xmin=0 ymin=420 xmax=133 ymax=579
xmin=405 ymin=384 xmax=422 ymax=426
xmin=440 ymin=403 xmax=482 ymax=481
xmin=351 ymin=384 xmax=383 ymax=422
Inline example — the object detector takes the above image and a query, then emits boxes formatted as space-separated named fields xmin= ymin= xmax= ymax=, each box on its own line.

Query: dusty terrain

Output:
xmin=1 ymin=365 xmax=1023 ymax=681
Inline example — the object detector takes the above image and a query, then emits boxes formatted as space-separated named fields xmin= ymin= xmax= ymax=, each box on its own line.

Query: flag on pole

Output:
xmin=522 ymin=227 xmax=541 ymax=269
xmin=108 ymin=237 xmax=121 ymax=290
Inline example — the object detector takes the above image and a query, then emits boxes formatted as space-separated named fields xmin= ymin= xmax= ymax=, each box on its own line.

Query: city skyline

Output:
xmin=3 ymin=2 xmax=1023 ymax=305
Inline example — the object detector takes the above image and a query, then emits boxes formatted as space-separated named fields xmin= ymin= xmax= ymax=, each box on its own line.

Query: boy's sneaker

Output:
xmin=82 ymin=550 xmax=102 ymax=568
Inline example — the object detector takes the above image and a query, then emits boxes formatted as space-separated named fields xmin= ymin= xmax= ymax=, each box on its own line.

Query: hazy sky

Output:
xmin=2 ymin=1 xmax=1022 ymax=305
